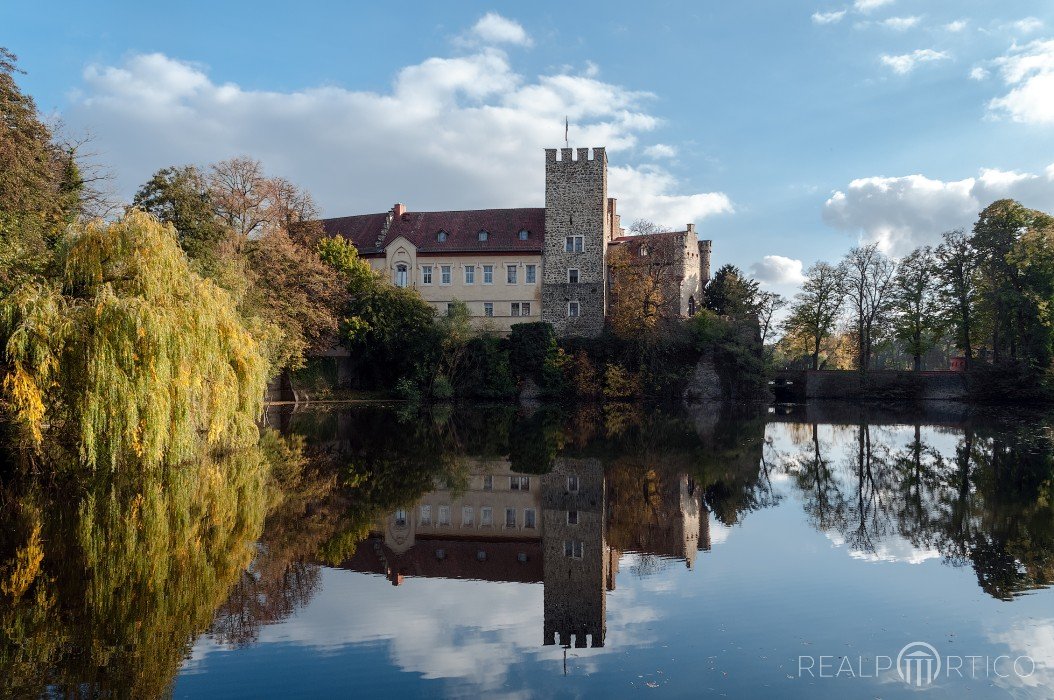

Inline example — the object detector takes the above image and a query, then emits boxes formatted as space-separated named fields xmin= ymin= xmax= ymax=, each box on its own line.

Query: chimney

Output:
xmin=686 ymin=223 xmax=696 ymax=236
xmin=393 ymin=203 xmax=406 ymax=219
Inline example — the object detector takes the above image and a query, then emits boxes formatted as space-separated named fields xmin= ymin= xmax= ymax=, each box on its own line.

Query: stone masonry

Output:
xmin=542 ymin=457 xmax=608 ymax=648
xmin=541 ymin=147 xmax=609 ymax=337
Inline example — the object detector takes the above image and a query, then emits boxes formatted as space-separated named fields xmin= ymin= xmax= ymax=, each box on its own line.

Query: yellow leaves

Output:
xmin=1 ymin=521 xmax=45 ymax=603
xmin=2 ymin=364 xmax=46 ymax=446
xmin=3 ymin=210 xmax=270 ymax=471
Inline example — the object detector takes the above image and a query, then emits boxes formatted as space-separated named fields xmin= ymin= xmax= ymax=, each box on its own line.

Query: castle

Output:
xmin=340 ymin=457 xmax=711 ymax=649
xmin=321 ymin=147 xmax=712 ymax=335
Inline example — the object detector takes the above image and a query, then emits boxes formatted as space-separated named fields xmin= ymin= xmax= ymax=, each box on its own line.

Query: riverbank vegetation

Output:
xmin=777 ymin=200 xmax=1054 ymax=399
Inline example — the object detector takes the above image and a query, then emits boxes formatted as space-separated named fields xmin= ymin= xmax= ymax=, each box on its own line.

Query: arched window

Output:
xmin=518 ymin=229 xmax=530 ymax=240
xmin=478 ymin=230 xmax=489 ymax=242
xmin=437 ymin=230 xmax=448 ymax=242
xmin=395 ymin=263 xmax=408 ymax=288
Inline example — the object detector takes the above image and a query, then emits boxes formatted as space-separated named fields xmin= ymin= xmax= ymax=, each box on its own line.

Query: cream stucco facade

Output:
xmin=371 ymin=237 xmax=543 ymax=332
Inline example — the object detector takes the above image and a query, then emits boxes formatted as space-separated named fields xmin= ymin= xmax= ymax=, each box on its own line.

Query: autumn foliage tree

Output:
xmin=132 ymin=156 xmax=345 ymax=371
xmin=0 ymin=48 xmax=83 ymax=296
xmin=607 ymin=233 xmax=685 ymax=339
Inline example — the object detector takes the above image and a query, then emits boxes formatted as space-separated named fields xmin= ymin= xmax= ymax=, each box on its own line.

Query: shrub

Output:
xmin=509 ymin=322 xmax=557 ymax=383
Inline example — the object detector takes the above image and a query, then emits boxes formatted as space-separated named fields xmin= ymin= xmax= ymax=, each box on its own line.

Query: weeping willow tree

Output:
xmin=0 ymin=209 xmax=269 ymax=471
xmin=0 ymin=444 xmax=270 ymax=696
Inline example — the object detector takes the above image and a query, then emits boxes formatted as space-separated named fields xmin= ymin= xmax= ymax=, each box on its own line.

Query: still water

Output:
xmin=3 ymin=403 xmax=1053 ymax=698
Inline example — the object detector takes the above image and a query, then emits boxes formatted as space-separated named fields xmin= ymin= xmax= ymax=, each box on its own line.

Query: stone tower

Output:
xmin=541 ymin=458 xmax=608 ymax=648
xmin=542 ymin=147 xmax=609 ymax=337
xmin=699 ymin=239 xmax=713 ymax=286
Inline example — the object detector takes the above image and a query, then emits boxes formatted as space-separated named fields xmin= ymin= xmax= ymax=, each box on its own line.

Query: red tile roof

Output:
xmin=320 ymin=207 xmax=545 ymax=257
xmin=340 ymin=535 xmax=544 ymax=584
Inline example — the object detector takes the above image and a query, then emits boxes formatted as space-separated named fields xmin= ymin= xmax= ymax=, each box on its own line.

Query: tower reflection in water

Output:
xmin=341 ymin=457 xmax=709 ymax=650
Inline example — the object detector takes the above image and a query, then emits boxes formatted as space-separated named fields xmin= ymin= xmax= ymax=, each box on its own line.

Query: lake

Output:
xmin=3 ymin=402 xmax=1053 ymax=698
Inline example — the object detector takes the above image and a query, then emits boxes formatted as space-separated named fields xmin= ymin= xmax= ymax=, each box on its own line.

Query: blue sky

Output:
xmin=5 ymin=1 xmax=1054 ymax=297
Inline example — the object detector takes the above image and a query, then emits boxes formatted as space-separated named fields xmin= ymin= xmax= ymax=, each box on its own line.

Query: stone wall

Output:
xmin=799 ymin=370 xmax=969 ymax=401
xmin=541 ymin=457 xmax=607 ymax=648
xmin=541 ymin=147 xmax=608 ymax=337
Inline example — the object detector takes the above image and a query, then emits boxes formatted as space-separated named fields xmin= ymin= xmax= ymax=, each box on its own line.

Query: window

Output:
xmin=483 ymin=475 xmax=493 ymax=490
xmin=568 ymin=268 xmax=580 ymax=284
xmin=505 ymin=508 xmax=517 ymax=528
xmin=524 ymin=509 xmax=537 ymax=529
xmin=465 ymin=265 xmax=475 ymax=284
xmin=419 ymin=505 xmax=432 ymax=525
xmin=446 ymin=303 xmax=455 ymax=315
xmin=519 ymin=229 xmax=530 ymax=240
xmin=567 ymin=510 xmax=579 ymax=525
xmin=512 ymin=302 xmax=531 ymax=317
xmin=565 ymin=235 xmax=584 ymax=253
xmin=422 ymin=265 xmax=433 ymax=284
xmin=481 ymin=507 xmax=493 ymax=526
xmin=438 ymin=505 xmax=451 ymax=526
xmin=509 ymin=475 xmax=530 ymax=491
xmin=483 ymin=265 xmax=494 ymax=284
xmin=567 ymin=474 xmax=580 ymax=492
xmin=395 ymin=509 xmax=407 ymax=526
xmin=441 ymin=265 xmax=451 ymax=284
xmin=640 ymin=244 xmax=649 ymax=257
xmin=437 ymin=230 xmax=448 ymax=242
xmin=525 ymin=264 xmax=537 ymax=284
xmin=507 ymin=265 xmax=518 ymax=284
xmin=564 ymin=539 xmax=584 ymax=558
xmin=395 ymin=264 xmax=408 ymax=288
xmin=462 ymin=506 xmax=474 ymax=527
xmin=478 ymin=230 xmax=489 ymax=241
xmin=484 ymin=302 xmax=494 ymax=317
xmin=568 ymin=301 xmax=580 ymax=318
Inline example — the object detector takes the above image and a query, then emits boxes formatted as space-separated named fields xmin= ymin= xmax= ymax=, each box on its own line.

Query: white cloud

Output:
xmin=835 ymin=533 xmax=942 ymax=564
xmin=609 ymin=165 xmax=733 ymax=227
xmin=823 ymin=165 xmax=1054 ymax=255
xmin=988 ymin=39 xmax=1054 ymax=124
xmin=854 ymin=0 xmax=893 ymax=14
xmin=812 ymin=9 xmax=847 ymax=25
xmin=881 ymin=16 xmax=920 ymax=31
xmin=1012 ymin=17 xmax=1044 ymax=34
xmin=750 ymin=255 xmax=806 ymax=285
xmin=879 ymin=48 xmax=949 ymax=74
xmin=67 ymin=41 xmax=729 ymax=226
xmin=970 ymin=66 xmax=990 ymax=80
xmin=944 ymin=19 xmax=968 ymax=33
xmin=989 ymin=620 xmax=1054 ymax=691
xmin=464 ymin=12 xmax=533 ymax=47
xmin=643 ymin=143 xmax=676 ymax=159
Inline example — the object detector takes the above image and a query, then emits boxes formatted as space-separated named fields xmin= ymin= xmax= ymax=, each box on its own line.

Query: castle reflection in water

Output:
xmin=342 ymin=458 xmax=709 ymax=649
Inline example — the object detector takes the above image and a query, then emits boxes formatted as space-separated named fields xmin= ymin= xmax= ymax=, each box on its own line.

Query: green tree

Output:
xmin=131 ymin=165 xmax=226 ymax=269
xmin=703 ymin=264 xmax=760 ymax=318
xmin=972 ymin=199 xmax=1054 ymax=366
xmin=934 ymin=229 xmax=978 ymax=369
xmin=318 ymin=235 xmax=437 ymax=388
xmin=890 ymin=246 xmax=942 ymax=371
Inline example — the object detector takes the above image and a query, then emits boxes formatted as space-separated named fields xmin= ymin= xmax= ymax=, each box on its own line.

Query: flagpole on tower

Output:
xmin=565 ymin=116 xmax=569 ymax=148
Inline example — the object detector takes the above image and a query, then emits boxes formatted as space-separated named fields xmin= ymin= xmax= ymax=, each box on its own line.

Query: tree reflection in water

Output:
xmin=776 ymin=407 xmax=1054 ymax=600
xmin=2 ymin=403 xmax=1053 ymax=695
